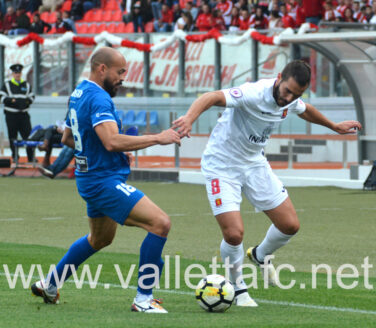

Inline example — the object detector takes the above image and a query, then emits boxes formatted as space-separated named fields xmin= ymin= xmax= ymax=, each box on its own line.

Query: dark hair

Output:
xmin=281 ymin=60 xmax=311 ymax=87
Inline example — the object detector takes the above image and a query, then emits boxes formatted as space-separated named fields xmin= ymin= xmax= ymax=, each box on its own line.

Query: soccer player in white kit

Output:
xmin=173 ymin=60 xmax=362 ymax=307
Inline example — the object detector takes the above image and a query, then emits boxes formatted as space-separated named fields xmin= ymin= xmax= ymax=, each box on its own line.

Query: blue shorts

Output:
xmin=76 ymin=174 xmax=144 ymax=225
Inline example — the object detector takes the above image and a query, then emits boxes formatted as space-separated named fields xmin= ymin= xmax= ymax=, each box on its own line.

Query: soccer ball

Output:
xmin=195 ymin=274 xmax=235 ymax=312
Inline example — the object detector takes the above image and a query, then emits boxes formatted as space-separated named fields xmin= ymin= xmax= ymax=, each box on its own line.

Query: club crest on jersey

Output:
xmin=281 ymin=108 xmax=288 ymax=118
xmin=229 ymin=88 xmax=243 ymax=98
xmin=215 ymin=198 xmax=222 ymax=207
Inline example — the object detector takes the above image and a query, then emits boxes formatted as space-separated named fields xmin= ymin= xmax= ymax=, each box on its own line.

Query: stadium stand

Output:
xmin=3 ymin=0 xmax=376 ymax=36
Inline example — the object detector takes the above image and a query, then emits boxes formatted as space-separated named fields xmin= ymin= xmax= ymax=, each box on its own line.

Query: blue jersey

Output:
xmin=65 ymin=80 xmax=130 ymax=179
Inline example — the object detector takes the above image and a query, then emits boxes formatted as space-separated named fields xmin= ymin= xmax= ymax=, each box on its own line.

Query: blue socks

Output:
xmin=49 ymin=234 xmax=97 ymax=287
xmin=137 ymin=232 xmax=167 ymax=296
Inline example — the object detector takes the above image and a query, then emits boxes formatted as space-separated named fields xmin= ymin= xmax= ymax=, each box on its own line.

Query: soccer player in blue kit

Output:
xmin=31 ymin=47 xmax=181 ymax=313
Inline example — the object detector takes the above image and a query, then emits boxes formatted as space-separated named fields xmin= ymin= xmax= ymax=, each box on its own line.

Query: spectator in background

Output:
xmin=249 ymin=6 xmax=268 ymax=29
xmin=364 ymin=5 xmax=373 ymax=22
xmin=39 ymin=0 xmax=64 ymax=12
xmin=235 ymin=0 xmax=248 ymax=11
xmin=211 ymin=8 xmax=226 ymax=30
xmin=343 ymin=7 xmax=356 ymax=21
xmin=62 ymin=10 xmax=77 ymax=33
xmin=336 ymin=0 xmax=346 ymax=17
xmin=268 ymin=9 xmax=283 ymax=28
xmin=280 ymin=3 xmax=296 ymax=27
xmin=196 ymin=3 xmax=212 ymax=31
xmin=130 ymin=1 xmax=145 ymax=32
xmin=27 ymin=0 xmax=42 ymax=13
xmin=239 ymin=8 xmax=251 ymax=30
xmin=172 ymin=3 xmax=183 ymax=25
xmin=353 ymin=1 xmax=364 ymax=21
xmin=83 ymin=0 xmax=95 ymax=13
xmin=216 ymin=0 xmax=233 ymax=28
xmin=290 ymin=0 xmax=305 ymax=27
xmin=229 ymin=6 xmax=240 ymax=31
xmin=8 ymin=7 xmax=30 ymax=35
xmin=55 ymin=11 xmax=74 ymax=33
xmin=369 ymin=2 xmax=376 ymax=23
xmin=151 ymin=0 xmax=163 ymax=22
xmin=175 ymin=10 xmax=194 ymax=31
xmin=0 ymin=12 xmax=4 ymax=33
xmin=302 ymin=0 xmax=324 ymax=26
xmin=185 ymin=1 xmax=198 ymax=21
xmin=123 ymin=0 xmax=153 ymax=32
xmin=0 ymin=0 xmax=6 ymax=15
xmin=71 ymin=0 xmax=84 ymax=21
xmin=30 ymin=12 xmax=51 ymax=33
xmin=154 ymin=3 xmax=173 ymax=32
xmin=323 ymin=1 xmax=337 ymax=22
xmin=3 ymin=7 xmax=16 ymax=35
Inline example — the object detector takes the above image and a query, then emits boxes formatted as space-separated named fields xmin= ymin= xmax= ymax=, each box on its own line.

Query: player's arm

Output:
xmin=62 ymin=127 xmax=75 ymax=148
xmin=172 ymin=90 xmax=226 ymax=138
xmin=298 ymin=103 xmax=362 ymax=134
xmin=95 ymin=121 xmax=180 ymax=152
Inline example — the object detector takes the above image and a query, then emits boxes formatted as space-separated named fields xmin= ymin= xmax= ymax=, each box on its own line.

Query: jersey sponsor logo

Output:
xmin=75 ymin=155 xmax=88 ymax=172
xmin=229 ymin=87 xmax=243 ymax=98
xmin=281 ymin=108 xmax=288 ymax=118
xmin=215 ymin=198 xmax=222 ymax=207
xmin=249 ymin=134 xmax=267 ymax=144
xmin=71 ymin=89 xmax=83 ymax=98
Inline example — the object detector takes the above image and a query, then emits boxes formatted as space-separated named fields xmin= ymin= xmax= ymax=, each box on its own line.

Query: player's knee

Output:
xmin=224 ymin=229 xmax=244 ymax=245
xmin=285 ymin=220 xmax=300 ymax=235
xmin=90 ymin=235 xmax=114 ymax=250
xmin=153 ymin=213 xmax=171 ymax=237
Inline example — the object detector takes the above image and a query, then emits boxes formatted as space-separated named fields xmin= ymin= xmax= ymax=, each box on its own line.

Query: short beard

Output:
xmin=103 ymin=78 xmax=118 ymax=98
xmin=273 ymin=81 xmax=287 ymax=107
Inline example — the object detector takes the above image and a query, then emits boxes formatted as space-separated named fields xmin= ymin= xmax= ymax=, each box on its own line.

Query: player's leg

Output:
xmin=31 ymin=216 xmax=117 ymax=304
xmin=257 ymin=197 xmax=300 ymax=263
xmin=124 ymin=195 xmax=170 ymax=313
xmin=205 ymin=177 xmax=257 ymax=307
xmin=244 ymin=163 xmax=299 ymax=286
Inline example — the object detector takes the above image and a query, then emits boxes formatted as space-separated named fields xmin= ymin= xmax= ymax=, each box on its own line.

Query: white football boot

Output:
xmin=31 ymin=280 xmax=60 ymax=304
xmin=131 ymin=298 xmax=168 ymax=313
xmin=234 ymin=289 xmax=258 ymax=307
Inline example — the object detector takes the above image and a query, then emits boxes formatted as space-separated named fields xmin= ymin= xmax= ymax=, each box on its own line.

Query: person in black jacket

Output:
xmin=0 ymin=64 xmax=35 ymax=162
xmin=8 ymin=8 xmax=30 ymax=35
xmin=30 ymin=12 xmax=51 ymax=34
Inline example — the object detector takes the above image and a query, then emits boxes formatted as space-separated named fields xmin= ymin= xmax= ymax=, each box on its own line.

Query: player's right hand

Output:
xmin=157 ymin=128 xmax=181 ymax=146
xmin=171 ymin=115 xmax=192 ymax=138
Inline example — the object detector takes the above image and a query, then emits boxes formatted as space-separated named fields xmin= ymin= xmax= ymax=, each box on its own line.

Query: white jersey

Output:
xmin=201 ymin=78 xmax=306 ymax=177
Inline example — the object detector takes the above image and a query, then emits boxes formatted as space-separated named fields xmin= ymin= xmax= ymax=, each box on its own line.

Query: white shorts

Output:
xmin=204 ymin=163 xmax=288 ymax=216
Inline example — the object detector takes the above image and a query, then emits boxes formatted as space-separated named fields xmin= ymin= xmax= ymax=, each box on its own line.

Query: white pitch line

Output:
xmin=41 ymin=217 xmax=64 ymax=221
xmin=0 ymin=272 xmax=375 ymax=316
xmin=169 ymin=214 xmax=187 ymax=217
xmin=0 ymin=218 xmax=24 ymax=222
xmin=256 ymin=299 xmax=376 ymax=316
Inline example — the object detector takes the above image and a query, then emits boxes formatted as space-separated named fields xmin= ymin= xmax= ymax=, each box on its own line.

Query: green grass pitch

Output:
xmin=0 ymin=178 xmax=375 ymax=327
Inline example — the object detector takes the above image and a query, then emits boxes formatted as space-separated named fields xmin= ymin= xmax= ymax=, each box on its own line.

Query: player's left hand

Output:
xmin=333 ymin=120 xmax=362 ymax=134
xmin=171 ymin=115 xmax=193 ymax=138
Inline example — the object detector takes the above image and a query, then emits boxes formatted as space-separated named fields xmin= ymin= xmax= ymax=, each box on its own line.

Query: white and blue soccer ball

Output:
xmin=195 ymin=274 xmax=235 ymax=312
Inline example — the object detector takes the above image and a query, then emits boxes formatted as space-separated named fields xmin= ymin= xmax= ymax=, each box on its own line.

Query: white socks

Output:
xmin=135 ymin=292 xmax=153 ymax=303
xmin=220 ymin=239 xmax=247 ymax=291
xmin=256 ymin=224 xmax=293 ymax=262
